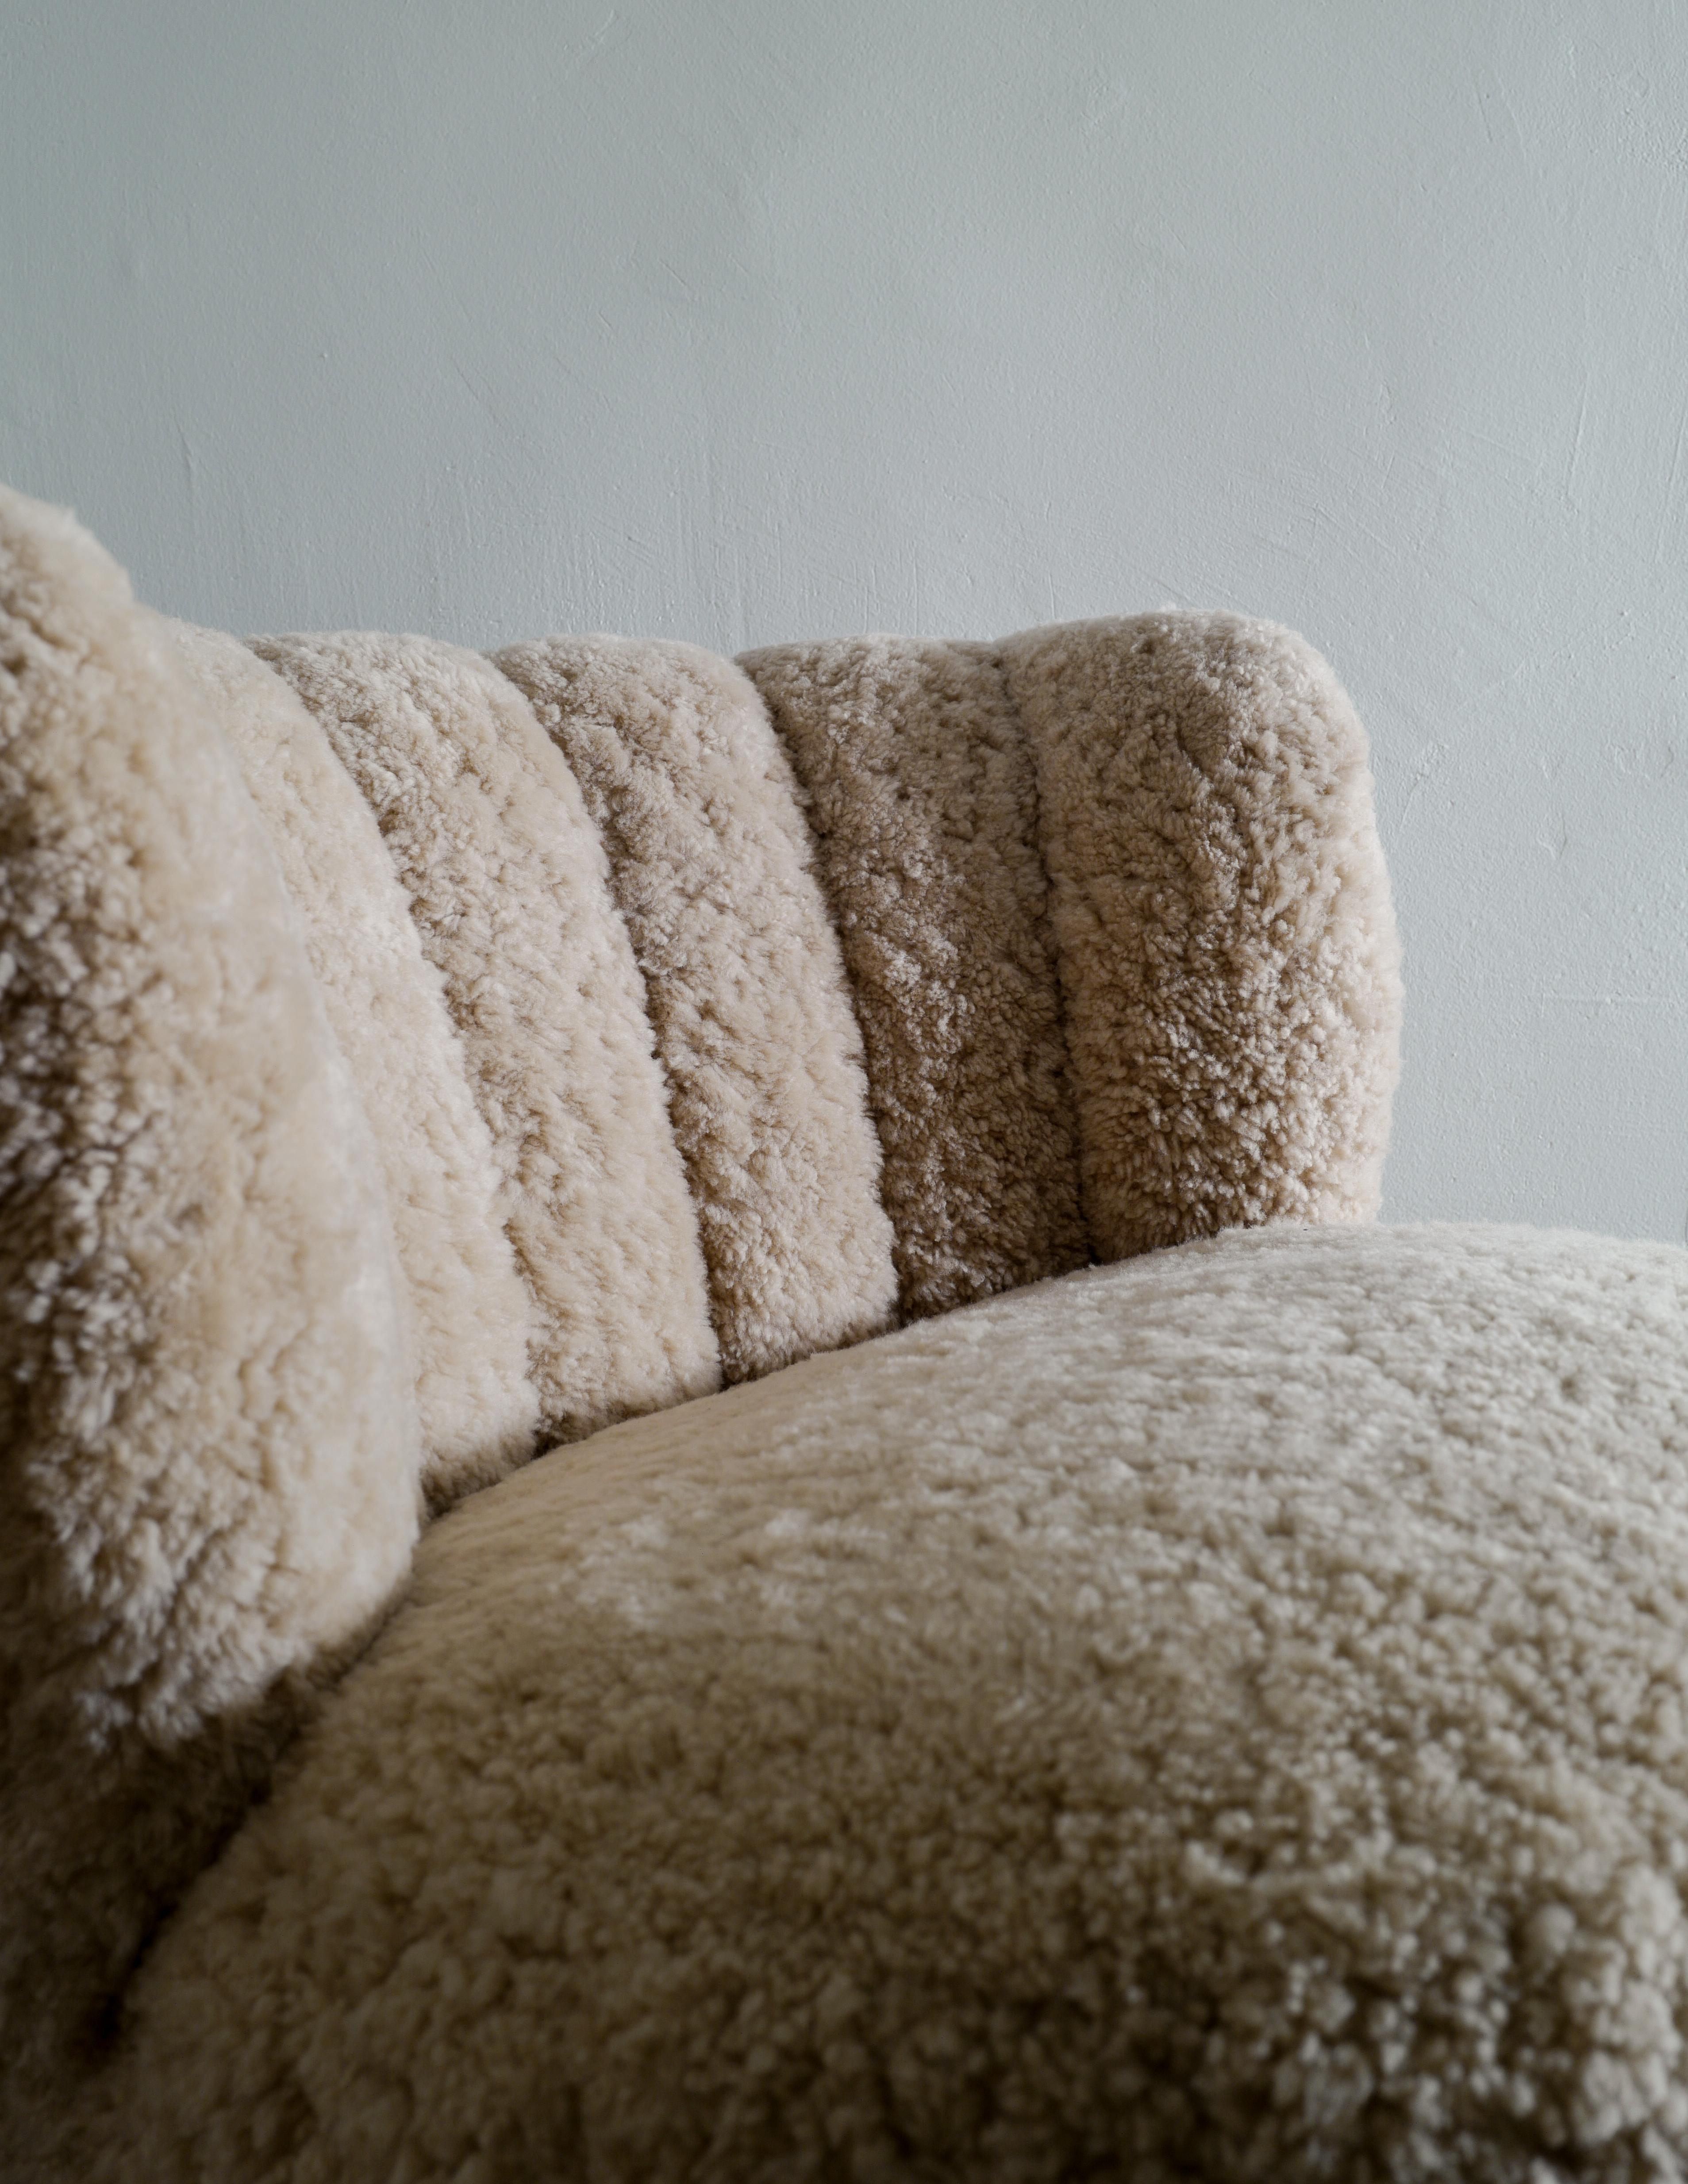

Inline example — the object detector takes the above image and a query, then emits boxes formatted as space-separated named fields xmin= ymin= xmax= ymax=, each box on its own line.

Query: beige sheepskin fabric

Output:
xmin=85 ymin=1220 xmax=1688 ymax=2184
xmin=492 ymin=636 xmax=897 ymax=1381
xmin=252 ymin=633 xmax=719 ymax=1443
xmin=1003 ymin=611 xmax=1403 ymax=1257
xmin=169 ymin=622 xmax=539 ymax=1507
xmin=739 ymin=637 xmax=1088 ymax=1317
xmin=0 ymin=491 xmax=418 ymax=2157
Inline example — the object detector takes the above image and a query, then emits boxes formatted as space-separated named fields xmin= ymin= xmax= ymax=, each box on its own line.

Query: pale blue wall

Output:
xmin=6 ymin=0 xmax=1687 ymax=1239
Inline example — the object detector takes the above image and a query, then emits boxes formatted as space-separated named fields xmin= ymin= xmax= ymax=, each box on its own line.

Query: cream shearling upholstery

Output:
xmin=6 ymin=480 xmax=1684 ymax=2181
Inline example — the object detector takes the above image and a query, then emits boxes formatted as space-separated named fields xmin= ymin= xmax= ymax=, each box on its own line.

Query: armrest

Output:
xmin=0 ymin=487 xmax=418 ymax=2146
xmin=1002 ymin=612 xmax=1402 ymax=1258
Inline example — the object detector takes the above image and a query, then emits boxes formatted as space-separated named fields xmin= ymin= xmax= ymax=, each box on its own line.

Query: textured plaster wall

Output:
xmin=4 ymin=0 xmax=1686 ymax=1240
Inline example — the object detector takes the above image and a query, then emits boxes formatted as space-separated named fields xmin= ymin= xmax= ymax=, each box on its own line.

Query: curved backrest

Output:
xmin=0 ymin=489 xmax=1403 ymax=1537
xmin=231 ymin=605 xmax=1400 ymax=1501
xmin=235 ymin=611 xmax=1399 ymax=1501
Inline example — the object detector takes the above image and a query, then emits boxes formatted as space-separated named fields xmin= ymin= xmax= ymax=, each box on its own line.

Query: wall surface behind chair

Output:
xmin=4 ymin=0 xmax=1685 ymax=1241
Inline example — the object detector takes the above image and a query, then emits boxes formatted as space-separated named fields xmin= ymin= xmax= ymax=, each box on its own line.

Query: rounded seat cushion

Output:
xmin=96 ymin=1223 xmax=1688 ymax=2182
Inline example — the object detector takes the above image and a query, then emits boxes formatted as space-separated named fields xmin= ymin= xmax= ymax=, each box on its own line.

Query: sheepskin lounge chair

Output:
xmin=4 ymin=480 xmax=1687 ymax=2183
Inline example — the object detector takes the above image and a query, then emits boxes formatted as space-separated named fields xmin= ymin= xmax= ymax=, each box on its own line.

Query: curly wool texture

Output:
xmin=169 ymin=622 xmax=538 ymax=1507
xmin=492 ymin=636 xmax=897 ymax=1382
xmin=253 ymin=633 xmax=720 ymax=1444
xmin=0 ymin=491 xmax=418 ymax=2153
xmin=1002 ymin=612 xmax=1403 ymax=1256
xmin=88 ymin=1221 xmax=1688 ymax=2184
xmin=739 ymin=637 xmax=1089 ymax=1317
xmin=0 ymin=479 xmax=1423 ymax=2176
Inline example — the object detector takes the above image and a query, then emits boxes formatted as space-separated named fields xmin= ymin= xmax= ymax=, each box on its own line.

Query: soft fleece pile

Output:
xmin=15 ymin=478 xmax=1683 ymax=2180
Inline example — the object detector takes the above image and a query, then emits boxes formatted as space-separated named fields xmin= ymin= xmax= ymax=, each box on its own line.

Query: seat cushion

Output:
xmin=90 ymin=1221 xmax=1688 ymax=2183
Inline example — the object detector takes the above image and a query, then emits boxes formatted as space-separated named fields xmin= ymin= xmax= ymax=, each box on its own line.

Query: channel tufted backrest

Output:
xmin=207 ymin=608 xmax=1398 ymax=1516
xmin=2 ymin=487 xmax=1405 ymax=1541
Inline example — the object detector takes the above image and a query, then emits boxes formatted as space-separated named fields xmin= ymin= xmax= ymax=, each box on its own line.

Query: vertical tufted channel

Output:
xmin=170 ymin=623 xmax=539 ymax=1508
xmin=738 ymin=638 xmax=1088 ymax=1319
xmin=1001 ymin=612 xmax=1403 ymax=1258
xmin=491 ymin=637 xmax=898 ymax=1382
xmin=252 ymin=633 xmax=720 ymax=1447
